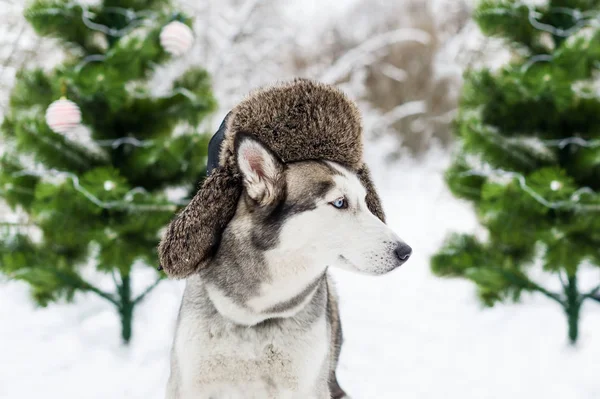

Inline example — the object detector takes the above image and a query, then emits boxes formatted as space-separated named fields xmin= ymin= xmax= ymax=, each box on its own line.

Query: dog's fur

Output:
xmin=158 ymin=79 xmax=385 ymax=281
xmin=160 ymin=79 xmax=408 ymax=398
xmin=165 ymin=135 xmax=411 ymax=399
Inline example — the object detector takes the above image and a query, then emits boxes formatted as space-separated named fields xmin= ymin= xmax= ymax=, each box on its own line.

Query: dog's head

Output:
xmin=231 ymin=133 xmax=411 ymax=275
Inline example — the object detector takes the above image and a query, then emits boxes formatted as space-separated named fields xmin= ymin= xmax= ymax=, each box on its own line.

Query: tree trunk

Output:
xmin=118 ymin=273 xmax=134 ymax=345
xmin=564 ymin=275 xmax=581 ymax=345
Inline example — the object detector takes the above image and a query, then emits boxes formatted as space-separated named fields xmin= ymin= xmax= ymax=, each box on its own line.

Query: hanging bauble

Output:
xmin=45 ymin=98 xmax=82 ymax=134
xmin=160 ymin=21 xmax=194 ymax=56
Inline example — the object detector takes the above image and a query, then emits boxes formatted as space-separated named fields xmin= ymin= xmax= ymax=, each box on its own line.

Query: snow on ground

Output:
xmin=1 ymin=141 xmax=599 ymax=399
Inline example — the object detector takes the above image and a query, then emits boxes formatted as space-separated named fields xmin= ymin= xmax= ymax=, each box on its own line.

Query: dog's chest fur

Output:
xmin=168 ymin=275 xmax=331 ymax=399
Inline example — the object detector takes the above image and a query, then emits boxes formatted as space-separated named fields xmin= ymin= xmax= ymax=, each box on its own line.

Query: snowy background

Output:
xmin=2 ymin=141 xmax=599 ymax=399
xmin=1 ymin=0 xmax=599 ymax=398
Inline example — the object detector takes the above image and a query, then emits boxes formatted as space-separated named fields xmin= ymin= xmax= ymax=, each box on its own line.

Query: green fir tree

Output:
xmin=0 ymin=0 xmax=215 ymax=343
xmin=432 ymin=0 xmax=600 ymax=344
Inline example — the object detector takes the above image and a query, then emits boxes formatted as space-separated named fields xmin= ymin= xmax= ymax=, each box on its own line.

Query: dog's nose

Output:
xmin=394 ymin=242 xmax=412 ymax=264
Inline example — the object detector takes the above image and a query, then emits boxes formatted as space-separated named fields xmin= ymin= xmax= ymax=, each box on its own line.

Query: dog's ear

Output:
xmin=235 ymin=133 xmax=285 ymax=206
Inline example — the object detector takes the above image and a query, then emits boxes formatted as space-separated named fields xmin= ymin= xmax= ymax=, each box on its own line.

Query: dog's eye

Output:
xmin=330 ymin=197 xmax=348 ymax=209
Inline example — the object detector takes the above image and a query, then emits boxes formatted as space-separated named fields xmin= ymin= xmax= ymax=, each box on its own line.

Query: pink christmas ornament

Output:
xmin=160 ymin=21 xmax=194 ymax=56
xmin=45 ymin=98 xmax=82 ymax=134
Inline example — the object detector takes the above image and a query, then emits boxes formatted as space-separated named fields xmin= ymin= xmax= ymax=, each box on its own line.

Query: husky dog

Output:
xmin=165 ymin=133 xmax=412 ymax=399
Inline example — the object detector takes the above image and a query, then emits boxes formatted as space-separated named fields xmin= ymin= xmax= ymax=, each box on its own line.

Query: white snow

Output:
xmin=1 ymin=140 xmax=599 ymax=399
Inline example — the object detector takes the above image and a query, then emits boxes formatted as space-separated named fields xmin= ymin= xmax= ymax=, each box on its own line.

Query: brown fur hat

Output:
xmin=158 ymin=79 xmax=385 ymax=279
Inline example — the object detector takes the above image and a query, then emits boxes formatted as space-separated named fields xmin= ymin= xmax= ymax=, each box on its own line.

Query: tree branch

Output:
xmin=133 ymin=277 xmax=162 ymax=305
xmin=557 ymin=271 xmax=567 ymax=289
xmin=51 ymin=269 xmax=119 ymax=306
xmin=372 ymin=100 xmax=427 ymax=134
xmin=208 ymin=0 xmax=262 ymax=74
xmin=527 ymin=280 xmax=565 ymax=305
xmin=320 ymin=28 xmax=431 ymax=84
xmin=495 ymin=268 xmax=564 ymax=306
xmin=0 ymin=22 xmax=25 ymax=82
xmin=588 ymin=295 xmax=600 ymax=304
xmin=583 ymin=285 xmax=600 ymax=304
xmin=81 ymin=281 xmax=120 ymax=306
xmin=111 ymin=269 xmax=120 ymax=288
xmin=0 ymin=222 xmax=33 ymax=227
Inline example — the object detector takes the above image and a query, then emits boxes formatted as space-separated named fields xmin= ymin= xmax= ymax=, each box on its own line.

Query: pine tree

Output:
xmin=0 ymin=0 xmax=215 ymax=344
xmin=431 ymin=0 xmax=600 ymax=344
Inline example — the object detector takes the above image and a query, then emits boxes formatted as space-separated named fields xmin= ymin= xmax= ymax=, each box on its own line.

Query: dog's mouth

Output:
xmin=337 ymin=254 xmax=361 ymax=271
xmin=338 ymin=254 xmax=350 ymax=263
xmin=337 ymin=253 xmax=374 ymax=274
xmin=337 ymin=249 xmax=409 ymax=275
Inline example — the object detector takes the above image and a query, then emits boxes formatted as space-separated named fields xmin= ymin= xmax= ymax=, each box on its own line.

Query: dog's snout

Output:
xmin=394 ymin=242 xmax=412 ymax=264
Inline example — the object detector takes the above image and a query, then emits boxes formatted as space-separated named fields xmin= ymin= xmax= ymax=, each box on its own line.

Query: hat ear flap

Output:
xmin=158 ymin=166 xmax=242 ymax=279
xmin=356 ymin=164 xmax=386 ymax=223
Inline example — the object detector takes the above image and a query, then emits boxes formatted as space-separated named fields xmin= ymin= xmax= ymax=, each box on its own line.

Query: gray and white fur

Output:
xmin=165 ymin=134 xmax=412 ymax=399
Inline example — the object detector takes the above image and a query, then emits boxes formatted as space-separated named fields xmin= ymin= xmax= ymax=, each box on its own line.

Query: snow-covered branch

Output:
xmin=372 ymin=100 xmax=427 ymax=133
xmin=207 ymin=0 xmax=263 ymax=73
xmin=320 ymin=28 xmax=431 ymax=84
xmin=459 ymin=168 xmax=600 ymax=212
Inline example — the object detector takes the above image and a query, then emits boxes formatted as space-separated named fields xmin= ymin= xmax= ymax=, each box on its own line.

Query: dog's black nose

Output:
xmin=394 ymin=243 xmax=412 ymax=263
